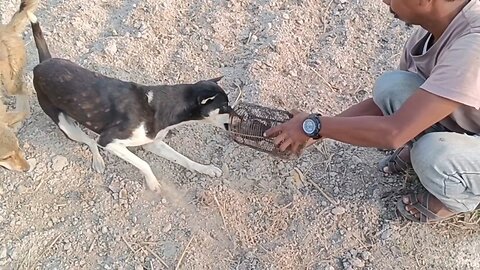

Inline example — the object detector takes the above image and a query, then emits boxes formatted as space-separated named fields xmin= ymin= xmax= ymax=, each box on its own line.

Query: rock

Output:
xmin=27 ymin=158 xmax=37 ymax=172
xmin=361 ymin=251 xmax=371 ymax=261
xmin=102 ymin=226 xmax=108 ymax=234
xmin=381 ymin=229 xmax=392 ymax=240
xmin=202 ymin=45 xmax=209 ymax=51
xmin=162 ymin=223 xmax=172 ymax=233
xmin=108 ymin=181 xmax=122 ymax=193
xmin=0 ymin=245 xmax=6 ymax=259
xmin=63 ymin=243 xmax=72 ymax=251
xmin=104 ymin=41 xmax=117 ymax=56
xmin=135 ymin=264 xmax=143 ymax=270
xmin=52 ymin=155 xmax=68 ymax=171
xmin=331 ymin=207 xmax=346 ymax=215
xmin=119 ymin=189 xmax=128 ymax=199
xmin=350 ymin=257 xmax=365 ymax=268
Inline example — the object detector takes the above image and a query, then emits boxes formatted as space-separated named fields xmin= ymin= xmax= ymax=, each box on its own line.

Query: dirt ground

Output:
xmin=1 ymin=0 xmax=479 ymax=269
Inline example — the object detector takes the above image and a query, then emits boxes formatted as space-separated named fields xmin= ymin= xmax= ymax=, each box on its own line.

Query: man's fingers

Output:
xmin=279 ymin=138 xmax=293 ymax=152
xmin=289 ymin=109 xmax=301 ymax=115
xmin=264 ymin=124 xmax=282 ymax=137
xmin=273 ymin=132 xmax=288 ymax=146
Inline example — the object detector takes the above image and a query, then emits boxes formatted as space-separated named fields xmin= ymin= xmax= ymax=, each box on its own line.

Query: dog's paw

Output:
xmin=92 ymin=157 xmax=105 ymax=173
xmin=197 ymin=165 xmax=222 ymax=178
xmin=146 ymin=178 xmax=162 ymax=193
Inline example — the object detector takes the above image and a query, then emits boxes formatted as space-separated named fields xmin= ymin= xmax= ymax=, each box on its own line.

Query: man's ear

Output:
xmin=198 ymin=94 xmax=218 ymax=105
xmin=208 ymin=76 xmax=224 ymax=83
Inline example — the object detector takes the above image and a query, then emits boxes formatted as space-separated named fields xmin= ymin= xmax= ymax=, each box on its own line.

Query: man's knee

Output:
xmin=410 ymin=133 xmax=480 ymax=212
xmin=372 ymin=71 xmax=425 ymax=115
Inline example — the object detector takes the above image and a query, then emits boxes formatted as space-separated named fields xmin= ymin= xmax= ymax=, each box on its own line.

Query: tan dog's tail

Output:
xmin=6 ymin=0 xmax=39 ymax=34
xmin=30 ymin=14 xmax=52 ymax=63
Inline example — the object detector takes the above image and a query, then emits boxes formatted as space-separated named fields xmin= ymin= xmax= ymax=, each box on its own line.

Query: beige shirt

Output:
xmin=400 ymin=0 xmax=480 ymax=134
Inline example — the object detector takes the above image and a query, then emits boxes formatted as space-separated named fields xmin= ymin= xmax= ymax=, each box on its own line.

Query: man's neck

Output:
xmin=420 ymin=0 xmax=470 ymax=41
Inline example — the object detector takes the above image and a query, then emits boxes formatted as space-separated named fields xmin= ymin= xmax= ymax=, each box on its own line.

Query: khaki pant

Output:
xmin=372 ymin=71 xmax=480 ymax=212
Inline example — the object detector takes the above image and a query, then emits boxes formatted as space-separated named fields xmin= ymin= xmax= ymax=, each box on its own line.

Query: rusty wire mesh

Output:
xmin=228 ymin=102 xmax=295 ymax=159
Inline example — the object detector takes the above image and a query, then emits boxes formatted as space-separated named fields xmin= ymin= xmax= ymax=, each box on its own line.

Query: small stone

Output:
xmin=108 ymin=181 xmax=121 ymax=193
xmin=350 ymin=258 xmax=365 ymax=268
xmin=361 ymin=251 xmax=371 ymax=261
xmin=282 ymin=13 xmax=290 ymax=20
xmin=52 ymin=155 xmax=68 ymax=171
xmin=381 ymin=229 xmax=392 ymax=240
xmin=162 ymin=223 xmax=172 ymax=233
xmin=27 ymin=158 xmax=37 ymax=172
xmin=0 ymin=186 xmax=4 ymax=196
xmin=17 ymin=184 xmax=31 ymax=195
xmin=64 ymin=243 xmax=72 ymax=251
xmin=102 ymin=226 xmax=108 ymax=234
xmin=104 ymin=41 xmax=117 ymax=56
xmin=202 ymin=45 xmax=209 ymax=51
xmin=0 ymin=245 xmax=7 ymax=259
xmin=119 ymin=189 xmax=128 ymax=199
xmin=331 ymin=207 xmax=346 ymax=215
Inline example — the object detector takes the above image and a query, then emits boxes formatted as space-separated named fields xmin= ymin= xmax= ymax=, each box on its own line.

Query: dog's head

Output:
xmin=0 ymin=127 xmax=29 ymax=172
xmin=190 ymin=76 xmax=233 ymax=130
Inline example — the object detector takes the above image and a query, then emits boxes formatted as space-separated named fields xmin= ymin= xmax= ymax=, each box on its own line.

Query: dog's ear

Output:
xmin=208 ymin=76 xmax=224 ymax=84
xmin=198 ymin=94 xmax=218 ymax=105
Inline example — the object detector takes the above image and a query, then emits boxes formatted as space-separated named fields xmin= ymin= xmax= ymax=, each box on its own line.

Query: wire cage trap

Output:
xmin=228 ymin=102 xmax=295 ymax=159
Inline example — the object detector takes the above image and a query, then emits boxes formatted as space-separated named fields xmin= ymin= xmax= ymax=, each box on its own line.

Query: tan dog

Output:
xmin=0 ymin=105 xmax=29 ymax=171
xmin=0 ymin=0 xmax=39 ymax=125
xmin=0 ymin=0 xmax=38 ymax=172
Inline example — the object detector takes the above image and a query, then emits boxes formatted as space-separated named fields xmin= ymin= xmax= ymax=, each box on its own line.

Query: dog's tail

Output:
xmin=6 ymin=0 xmax=39 ymax=34
xmin=29 ymin=14 xmax=52 ymax=63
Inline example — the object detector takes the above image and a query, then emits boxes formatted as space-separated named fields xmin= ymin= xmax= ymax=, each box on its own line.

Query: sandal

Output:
xmin=396 ymin=192 xmax=457 ymax=223
xmin=378 ymin=145 xmax=412 ymax=175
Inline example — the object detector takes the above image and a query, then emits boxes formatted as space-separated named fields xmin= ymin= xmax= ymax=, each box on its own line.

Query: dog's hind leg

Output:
xmin=143 ymin=140 xmax=222 ymax=177
xmin=57 ymin=113 xmax=105 ymax=173
xmin=104 ymin=142 xmax=161 ymax=192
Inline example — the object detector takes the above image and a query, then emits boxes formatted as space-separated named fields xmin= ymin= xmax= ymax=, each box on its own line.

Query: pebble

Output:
xmin=361 ymin=251 xmax=371 ymax=261
xmin=102 ymin=226 xmax=108 ymax=234
xmin=104 ymin=41 xmax=118 ymax=56
xmin=108 ymin=181 xmax=122 ymax=193
xmin=350 ymin=257 xmax=365 ymax=268
xmin=202 ymin=45 xmax=209 ymax=51
xmin=331 ymin=206 xmax=346 ymax=215
xmin=162 ymin=223 xmax=172 ymax=233
xmin=52 ymin=155 xmax=68 ymax=171
xmin=27 ymin=158 xmax=37 ymax=172
xmin=0 ymin=245 xmax=6 ymax=259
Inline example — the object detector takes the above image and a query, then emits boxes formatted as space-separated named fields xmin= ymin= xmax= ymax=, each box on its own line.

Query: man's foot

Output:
xmin=378 ymin=145 xmax=412 ymax=174
xmin=396 ymin=192 xmax=457 ymax=223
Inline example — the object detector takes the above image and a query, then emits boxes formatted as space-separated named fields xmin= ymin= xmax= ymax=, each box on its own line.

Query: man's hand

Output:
xmin=264 ymin=110 xmax=311 ymax=155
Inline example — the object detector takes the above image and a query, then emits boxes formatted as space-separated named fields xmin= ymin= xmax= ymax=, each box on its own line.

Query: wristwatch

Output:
xmin=302 ymin=113 xmax=322 ymax=139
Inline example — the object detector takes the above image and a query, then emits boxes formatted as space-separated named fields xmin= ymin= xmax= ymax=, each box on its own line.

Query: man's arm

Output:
xmin=266 ymin=89 xmax=461 ymax=153
xmin=336 ymin=98 xmax=384 ymax=117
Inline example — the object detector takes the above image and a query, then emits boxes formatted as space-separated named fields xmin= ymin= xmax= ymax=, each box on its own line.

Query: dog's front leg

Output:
xmin=105 ymin=142 xmax=161 ymax=192
xmin=143 ymin=140 xmax=222 ymax=177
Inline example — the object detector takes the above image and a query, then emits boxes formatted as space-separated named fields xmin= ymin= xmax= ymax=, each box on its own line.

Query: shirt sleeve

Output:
xmin=420 ymin=34 xmax=480 ymax=109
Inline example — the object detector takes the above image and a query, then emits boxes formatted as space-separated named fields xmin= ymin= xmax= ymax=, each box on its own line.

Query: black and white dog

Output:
xmin=29 ymin=15 xmax=233 ymax=192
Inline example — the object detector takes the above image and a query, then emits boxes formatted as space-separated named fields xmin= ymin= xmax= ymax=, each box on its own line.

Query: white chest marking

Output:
xmin=146 ymin=91 xmax=154 ymax=104
xmin=115 ymin=123 xmax=153 ymax=146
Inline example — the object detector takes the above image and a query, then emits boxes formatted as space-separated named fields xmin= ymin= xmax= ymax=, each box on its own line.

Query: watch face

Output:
xmin=303 ymin=119 xmax=316 ymax=134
